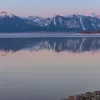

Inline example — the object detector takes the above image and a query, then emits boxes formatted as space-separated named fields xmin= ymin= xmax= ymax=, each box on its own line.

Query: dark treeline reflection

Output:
xmin=0 ymin=37 xmax=100 ymax=52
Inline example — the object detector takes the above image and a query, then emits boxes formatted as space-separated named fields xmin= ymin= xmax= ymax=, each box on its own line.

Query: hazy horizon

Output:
xmin=0 ymin=0 xmax=100 ymax=17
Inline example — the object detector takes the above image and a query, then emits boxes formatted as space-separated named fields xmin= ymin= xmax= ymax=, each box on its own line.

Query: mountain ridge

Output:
xmin=0 ymin=11 xmax=100 ymax=33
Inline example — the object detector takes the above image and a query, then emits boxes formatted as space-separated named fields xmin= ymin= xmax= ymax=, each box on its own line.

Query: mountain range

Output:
xmin=0 ymin=11 xmax=100 ymax=33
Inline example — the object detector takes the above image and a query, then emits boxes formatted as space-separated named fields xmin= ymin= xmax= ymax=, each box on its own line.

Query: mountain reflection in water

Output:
xmin=0 ymin=37 xmax=100 ymax=53
xmin=0 ymin=37 xmax=100 ymax=100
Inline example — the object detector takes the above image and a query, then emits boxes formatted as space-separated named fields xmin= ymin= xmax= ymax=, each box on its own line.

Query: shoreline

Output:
xmin=0 ymin=33 xmax=100 ymax=38
xmin=64 ymin=91 xmax=100 ymax=100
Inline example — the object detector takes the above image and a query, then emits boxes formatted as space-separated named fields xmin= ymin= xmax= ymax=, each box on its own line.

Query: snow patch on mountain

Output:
xmin=53 ymin=17 xmax=56 ymax=26
xmin=98 ymin=24 xmax=100 ymax=27
xmin=58 ymin=16 xmax=63 ymax=26
xmin=22 ymin=16 xmax=50 ymax=26
xmin=77 ymin=15 xmax=86 ymax=30
xmin=0 ymin=11 xmax=14 ymax=18
xmin=92 ymin=23 xmax=96 ymax=28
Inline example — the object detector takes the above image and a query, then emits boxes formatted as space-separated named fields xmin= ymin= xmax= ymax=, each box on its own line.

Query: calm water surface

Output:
xmin=0 ymin=36 xmax=100 ymax=100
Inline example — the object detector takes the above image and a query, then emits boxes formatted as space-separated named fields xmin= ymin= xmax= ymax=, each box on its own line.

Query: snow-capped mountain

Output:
xmin=27 ymin=16 xmax=50 ymax=26
xmin=20 ymin=16 xmax=50 ymax=27
xmin=0 ymin=11 xmax=100 ymax=32
xmin=0 ymin=11 xmax=14 ymax=18
xmin=50 ymin=14 xmax=100 ymax=32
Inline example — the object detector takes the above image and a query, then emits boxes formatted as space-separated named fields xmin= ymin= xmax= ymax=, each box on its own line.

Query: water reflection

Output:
xmin=0 ymin=50 xmax=100 ymax=100
xmin=0 ymin=37 xmax=100 ymax=52
xmin=0 ymin=38 xmax=100 ymax=100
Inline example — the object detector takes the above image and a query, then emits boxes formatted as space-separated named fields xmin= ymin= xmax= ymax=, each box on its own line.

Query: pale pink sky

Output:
xmin=0 ymin=0 xmax=100 ymax=17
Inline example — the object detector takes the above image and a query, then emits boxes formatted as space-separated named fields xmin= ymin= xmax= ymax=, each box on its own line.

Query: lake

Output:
xmin=0 ymin=33 xmax=100 ymax=100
